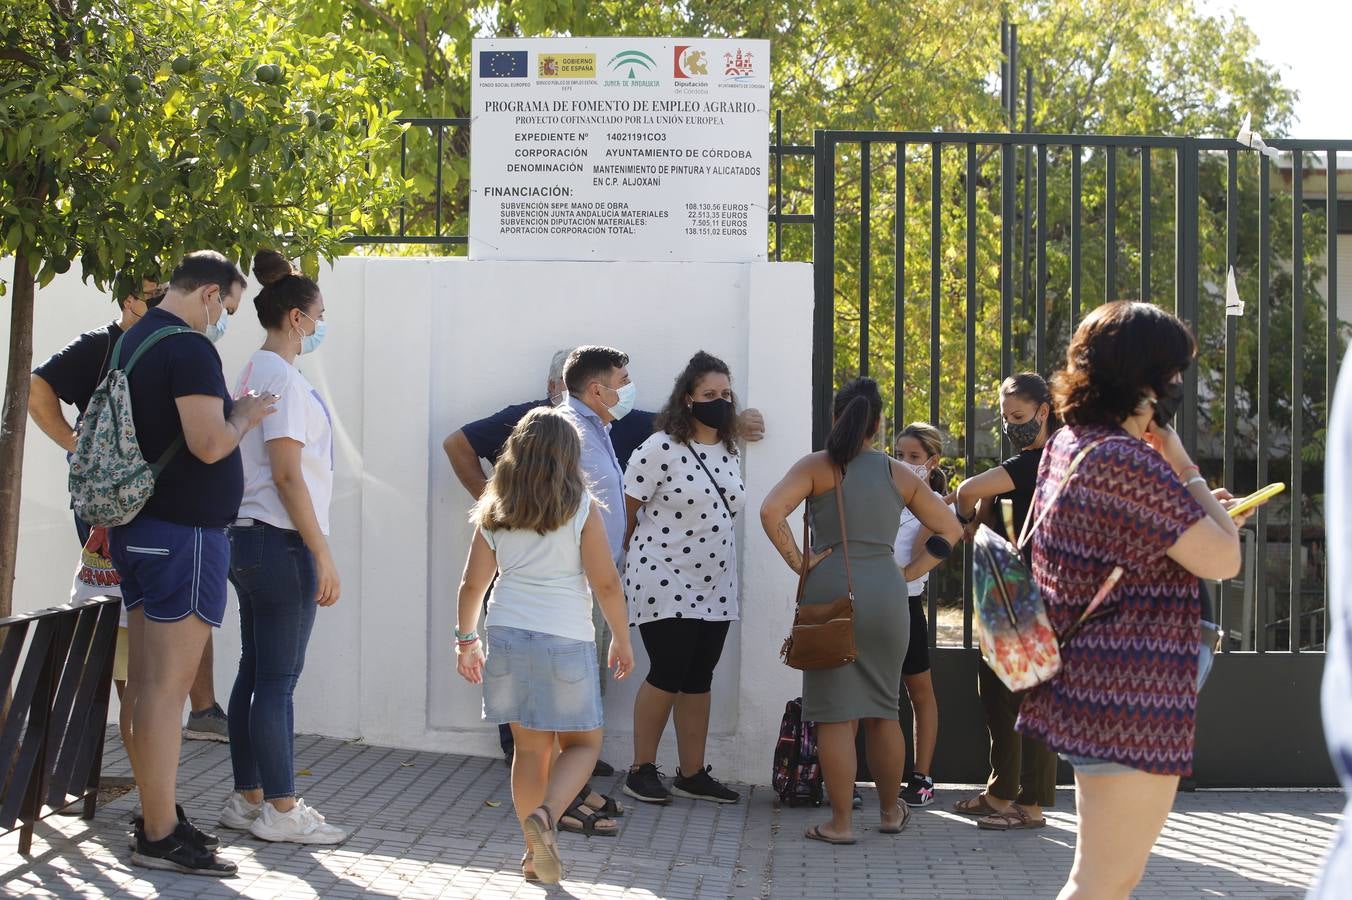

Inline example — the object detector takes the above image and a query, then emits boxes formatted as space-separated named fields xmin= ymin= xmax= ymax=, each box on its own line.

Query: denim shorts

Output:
xmin=1061 ymin=754 xmax=1140 ymax=776
xmin=109 ymin=516 xmax=229 ymax=627
xmin=482 ymin=626 xmax=602 ymax=732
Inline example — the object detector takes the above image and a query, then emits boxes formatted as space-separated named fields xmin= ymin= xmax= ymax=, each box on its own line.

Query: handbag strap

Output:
xmin=686 ymin=443 xmax=733 ymax=518
xmin=794 ymin=465 xmax=855 ymax=603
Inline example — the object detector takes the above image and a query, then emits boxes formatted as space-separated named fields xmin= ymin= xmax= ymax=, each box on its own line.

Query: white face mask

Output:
xmin=605 ymin=382 xmax=637 ymax=420
xmin=203 ymin=296 xmax=228 ymax=343
xmin=905 ymin=461 xmax=931 ymax=481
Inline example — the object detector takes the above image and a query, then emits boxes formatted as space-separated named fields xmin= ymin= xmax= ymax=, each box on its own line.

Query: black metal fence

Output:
xmin=0 ymin=598 xmax=119 ymax=853
xmin=809 ymin=131 xmax=1349 ymax=660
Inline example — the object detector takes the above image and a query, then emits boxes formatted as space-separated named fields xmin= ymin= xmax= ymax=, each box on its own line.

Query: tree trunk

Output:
xmin=0 ymin=250 xmax=35 ymax=618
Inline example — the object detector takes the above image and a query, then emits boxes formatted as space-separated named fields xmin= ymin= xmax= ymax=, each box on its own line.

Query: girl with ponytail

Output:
xmin=760 ymin=378 xmax=961 ymax=843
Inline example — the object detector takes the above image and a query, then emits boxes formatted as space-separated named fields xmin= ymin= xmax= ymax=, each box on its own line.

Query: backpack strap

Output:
xmin=1016 ymin=436 xmax=1131 ymax=551
xmin=116 ymin=326 xmax=197 ymax=374
xmin=110 ymin=325 xmax=197 ymax=475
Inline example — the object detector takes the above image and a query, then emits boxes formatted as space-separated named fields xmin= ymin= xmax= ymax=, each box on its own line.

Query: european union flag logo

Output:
xmin=480 ymin=51 xmax=528 ymax=78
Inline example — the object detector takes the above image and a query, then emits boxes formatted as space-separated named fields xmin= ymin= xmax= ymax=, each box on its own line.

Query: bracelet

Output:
xmin=1184 ymin=476 xmax=1207 ymax=488
xmin=454 ymin=628 xmax=478 ymax=642
xmin=955 ymin=509 xmax=974 ymax=525
xmin=1178 ymin=464 xmax=1200 ymax=479
xmin=455 ymin=638 xmax=481 ymax=655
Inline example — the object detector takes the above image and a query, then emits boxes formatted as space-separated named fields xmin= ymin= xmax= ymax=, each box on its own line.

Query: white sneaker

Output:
xmin=248 ymin=799 xmax=349 ymax=845
xmin=219 ymin=792 xmax=264 ymax=830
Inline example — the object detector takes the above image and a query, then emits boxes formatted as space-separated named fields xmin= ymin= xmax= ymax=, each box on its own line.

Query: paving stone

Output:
xmin=0 ymin=730 xmax=1341 ymax=898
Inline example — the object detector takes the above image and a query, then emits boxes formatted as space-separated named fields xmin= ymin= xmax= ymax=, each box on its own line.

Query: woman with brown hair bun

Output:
xmin=218 ymin=250 xmax=348 ymax=844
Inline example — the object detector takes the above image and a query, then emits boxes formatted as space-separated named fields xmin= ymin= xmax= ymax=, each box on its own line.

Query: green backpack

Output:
xmin=68 ymin=325 xmax=194 ymax=527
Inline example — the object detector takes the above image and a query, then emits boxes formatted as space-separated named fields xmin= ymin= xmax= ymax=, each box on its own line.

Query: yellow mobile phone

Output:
xmin=1227 ymin=482 xmax=1285 ymax=518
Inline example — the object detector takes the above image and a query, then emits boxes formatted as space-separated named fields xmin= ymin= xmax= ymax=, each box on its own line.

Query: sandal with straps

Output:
xmin=558 ymin=797 xmax=620 ymax=837
xmin=952 ymin=793 xmax=1003 ymax=817
xmin=977 ymin=805 xmax=1048 ymax=831
xmin=578 ymin=785 xmax=624 ymax=817
xmin=879 ymin=803 xmax=912 ymax=834
xmin=523 ymin=807 xmax=562 ymax=884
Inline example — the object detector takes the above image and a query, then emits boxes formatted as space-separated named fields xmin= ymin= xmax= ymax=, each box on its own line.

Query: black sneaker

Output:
xmin=132 ymin=804 xmax=219 ymax=850
xmin=671 ymin=765 xmax=740 ymax=804
xmin=131 ymin=822 xmax=236 ymax=877
xmin=623 ymin=763 xmax=673 ymax=805
xmin=900 ymin=773 xmax=935 ymax=809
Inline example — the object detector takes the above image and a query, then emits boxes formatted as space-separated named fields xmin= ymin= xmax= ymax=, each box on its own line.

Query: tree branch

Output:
xmin=0 ymin=48 xmax=43 ymax=70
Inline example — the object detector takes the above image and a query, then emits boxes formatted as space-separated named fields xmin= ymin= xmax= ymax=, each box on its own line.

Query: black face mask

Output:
xmin=1151 ymin=381 xmax=1185 ymax=427
xmin=1004 ymin=417 xmax=1042 ymax=450
xmin=690 ymin=398 xmax=734 ymax=429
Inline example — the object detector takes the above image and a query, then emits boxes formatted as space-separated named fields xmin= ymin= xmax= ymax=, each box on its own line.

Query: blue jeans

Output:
xmin=226 ymin=523 xmax=317 ymax=800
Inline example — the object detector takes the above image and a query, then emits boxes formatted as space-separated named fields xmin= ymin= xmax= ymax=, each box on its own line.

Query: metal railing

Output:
xmin=810 ymin=129 xmax=1351 ymax=653
xmin=0 ymin=598 xmax=119 ymax=854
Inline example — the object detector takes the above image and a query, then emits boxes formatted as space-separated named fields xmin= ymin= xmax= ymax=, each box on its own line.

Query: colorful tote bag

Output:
xmin=972 ymin=438 xmax=1126 ymax=692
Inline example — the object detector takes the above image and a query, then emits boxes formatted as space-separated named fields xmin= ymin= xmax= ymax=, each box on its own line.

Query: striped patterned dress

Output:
xmin=1016 ymin=425 xmax=1206 ymax=775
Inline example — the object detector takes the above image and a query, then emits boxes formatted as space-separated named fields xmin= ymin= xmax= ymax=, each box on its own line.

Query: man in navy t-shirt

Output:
xmin=107 ymin=251 xmax=275 ymax=876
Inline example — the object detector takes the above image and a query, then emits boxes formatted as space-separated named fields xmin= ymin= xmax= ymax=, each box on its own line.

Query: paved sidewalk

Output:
xmin=1 ymin=731 xmax=1341 ymax=898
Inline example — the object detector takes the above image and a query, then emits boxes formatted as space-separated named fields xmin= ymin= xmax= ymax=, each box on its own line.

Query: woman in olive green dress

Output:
xmin=761 ymin=378 xmax=962 ymax=844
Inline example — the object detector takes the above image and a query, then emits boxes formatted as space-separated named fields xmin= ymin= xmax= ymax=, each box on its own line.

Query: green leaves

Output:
xmin=0 ymin=0 xmax=405 ymax=289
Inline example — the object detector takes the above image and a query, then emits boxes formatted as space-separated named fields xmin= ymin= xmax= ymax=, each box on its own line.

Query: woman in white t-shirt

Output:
xmin=456 ymin=407 xmax=634 ymax=885
xmin=219 ymin=250 xmax=346 ymax=846
xmin=620 ymin=351 xmax=747 ymax=807
xmin=891 ymin=422 xmax=953 ymax=811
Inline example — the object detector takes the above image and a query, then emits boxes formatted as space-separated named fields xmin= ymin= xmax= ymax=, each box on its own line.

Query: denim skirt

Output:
xmin=482 ymin=625 xmax=603 ymax=732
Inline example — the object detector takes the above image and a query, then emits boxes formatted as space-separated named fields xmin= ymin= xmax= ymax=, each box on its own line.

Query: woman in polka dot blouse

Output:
xmin=620 ymin=351 xmax=746 ymax=807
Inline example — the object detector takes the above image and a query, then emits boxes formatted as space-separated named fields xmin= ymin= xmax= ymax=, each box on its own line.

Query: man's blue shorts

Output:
xmin=109 ymin=516 xmax=229 ymax=627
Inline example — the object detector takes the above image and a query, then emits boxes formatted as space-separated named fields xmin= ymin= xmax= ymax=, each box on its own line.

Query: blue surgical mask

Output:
xmin=607 ymin=382 xmax=637 ymax=420
xmin=203 ymin=297 xmax=228 ymax=343
xmin=297 ymin=311 xmax=326 ymax=355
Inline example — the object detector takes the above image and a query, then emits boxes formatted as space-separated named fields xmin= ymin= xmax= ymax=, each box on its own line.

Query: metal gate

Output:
xmin=810 ymin=129 xmax=1352 ymax=786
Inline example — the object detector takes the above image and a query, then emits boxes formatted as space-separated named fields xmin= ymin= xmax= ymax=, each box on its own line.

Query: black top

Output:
xmin=32 ymin=321 xmax=124 ymax=418
xmin=995 ymin=446 xmax=1045 ymax=546
xmin=121 ymin=308 xmax=242 ymax=528
xmin=460 ymin=399 xmax=656 ymax=470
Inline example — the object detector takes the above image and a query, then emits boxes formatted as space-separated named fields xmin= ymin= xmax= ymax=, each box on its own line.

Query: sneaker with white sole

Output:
xmin=219 ymin=793 xmax=264 ymax=831
xmin=248 ymin=799 xmax=349 ymax=845
xmin=184 ymin=703 xmax=230 ymax=743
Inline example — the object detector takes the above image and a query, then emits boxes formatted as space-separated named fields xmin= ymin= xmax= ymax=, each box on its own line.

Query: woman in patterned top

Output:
xmin=1017 ymin=301 xmax=1258 ymax=900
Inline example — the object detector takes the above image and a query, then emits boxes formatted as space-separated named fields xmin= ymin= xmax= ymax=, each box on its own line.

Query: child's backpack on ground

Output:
xmin=69 ymin=326 xmax=193 ymax=527
xmin=771 ymin=697 xmax=823 ymax=807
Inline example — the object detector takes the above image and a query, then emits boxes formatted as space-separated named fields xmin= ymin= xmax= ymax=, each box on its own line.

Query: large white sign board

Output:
xmin=469 ymin=37 xmax=771 ymax=262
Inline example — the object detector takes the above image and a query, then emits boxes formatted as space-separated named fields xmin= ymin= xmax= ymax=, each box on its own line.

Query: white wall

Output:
xmin=4 ymin=256 xmax=813 ymax=784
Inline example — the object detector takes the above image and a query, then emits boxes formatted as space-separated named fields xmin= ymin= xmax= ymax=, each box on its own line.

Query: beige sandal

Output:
xmin=523 ymin=807 xmax=562 ymax=883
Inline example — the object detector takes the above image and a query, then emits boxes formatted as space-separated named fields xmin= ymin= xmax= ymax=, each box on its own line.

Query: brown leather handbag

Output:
xmin=780 ymin=473 xmax=857 ymax=671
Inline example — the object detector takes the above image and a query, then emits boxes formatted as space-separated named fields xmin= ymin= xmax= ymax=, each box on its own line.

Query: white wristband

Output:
xmin=1184 ymin=476 xmax=1207 ymax=488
